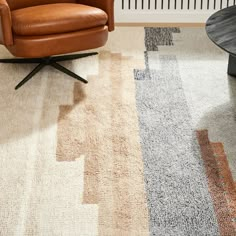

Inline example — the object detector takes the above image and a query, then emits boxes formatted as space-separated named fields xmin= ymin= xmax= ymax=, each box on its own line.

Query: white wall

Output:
xmin=115 ymin=0 xmax=235 ymax=23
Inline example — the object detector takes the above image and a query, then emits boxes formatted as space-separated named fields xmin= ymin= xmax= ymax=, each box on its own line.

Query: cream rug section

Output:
xmin=0 ymin=28 xmax=148 ymax=236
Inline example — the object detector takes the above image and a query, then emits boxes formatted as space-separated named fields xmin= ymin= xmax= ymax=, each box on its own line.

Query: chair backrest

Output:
xmin=7 ymin=0 xmax=77 ymax=10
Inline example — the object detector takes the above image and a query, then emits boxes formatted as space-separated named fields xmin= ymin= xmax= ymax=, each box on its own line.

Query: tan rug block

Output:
xmin=57 ymin=52 xmax=149 ymax=235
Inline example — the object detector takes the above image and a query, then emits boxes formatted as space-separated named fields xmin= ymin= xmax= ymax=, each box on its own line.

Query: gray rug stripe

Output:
xmin=134 ymin=28 xmax=220 ymax=236
xmin=145 ymin=27 xmax=181 ymax=51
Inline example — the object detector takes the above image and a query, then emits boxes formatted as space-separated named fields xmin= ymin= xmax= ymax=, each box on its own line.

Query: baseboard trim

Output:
xmin=115 ymin=22 xmax=205 ymax=27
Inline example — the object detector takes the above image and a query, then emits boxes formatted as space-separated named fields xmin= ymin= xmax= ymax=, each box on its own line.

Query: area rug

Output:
xmin=0 ymin=27 xmax=236 ymax=236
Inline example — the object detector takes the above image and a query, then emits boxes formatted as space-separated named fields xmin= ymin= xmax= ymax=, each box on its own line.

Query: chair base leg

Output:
xmin=0 ymin=52 xmax=98 ymax=90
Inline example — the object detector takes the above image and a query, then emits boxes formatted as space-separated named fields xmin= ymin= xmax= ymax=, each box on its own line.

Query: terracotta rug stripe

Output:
xmin=196 ymin=130 xmax=236 ymax=235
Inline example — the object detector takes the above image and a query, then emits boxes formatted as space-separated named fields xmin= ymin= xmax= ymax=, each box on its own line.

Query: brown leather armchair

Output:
xmin=0 ymin=0 xmax=114 ymax=89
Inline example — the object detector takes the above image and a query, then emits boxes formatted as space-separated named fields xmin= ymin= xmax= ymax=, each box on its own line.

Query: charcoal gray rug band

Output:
xmin=134 ymin=28 xmax=220 ymax=235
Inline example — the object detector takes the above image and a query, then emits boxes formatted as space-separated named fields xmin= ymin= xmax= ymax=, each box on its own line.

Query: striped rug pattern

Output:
xmin=0 ymin=27 xmax=235 ymax=235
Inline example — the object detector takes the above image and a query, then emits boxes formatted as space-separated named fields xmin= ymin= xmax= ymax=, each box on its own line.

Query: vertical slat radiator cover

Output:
xmin=115 ymin=0 xmax=236 ymax=23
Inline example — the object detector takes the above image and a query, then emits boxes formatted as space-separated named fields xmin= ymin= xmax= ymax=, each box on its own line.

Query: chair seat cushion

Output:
xmin=11 ymin=3 xmax=108 ymax=36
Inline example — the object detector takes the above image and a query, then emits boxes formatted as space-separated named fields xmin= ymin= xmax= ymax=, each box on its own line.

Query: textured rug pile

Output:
xmin=0 ymin=27 xmax=236 ymax=235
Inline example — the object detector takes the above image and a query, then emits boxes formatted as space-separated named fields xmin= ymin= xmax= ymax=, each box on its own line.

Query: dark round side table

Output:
xmin=206 ymin=5 xmax=236 ymax=76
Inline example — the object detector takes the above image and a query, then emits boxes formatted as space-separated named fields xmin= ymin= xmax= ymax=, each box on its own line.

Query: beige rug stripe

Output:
xmin=57 ymin=82 xmax=87 ymax=161
xmin=85 ymin=52 xmax=115 ymax=235
xmin=57 ymin=52 xmax=115 ymax=234
xmin=82 ymin=52 xmax=113 ymax=206
xmin=57 ymin=51 xmax=149 ymax=235
xmin=109 ymin=53 xmax=149 ymax=235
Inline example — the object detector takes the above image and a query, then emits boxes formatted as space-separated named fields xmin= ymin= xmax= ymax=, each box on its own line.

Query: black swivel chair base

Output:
xmin=0 ymin=52 xmax=98 ymax=90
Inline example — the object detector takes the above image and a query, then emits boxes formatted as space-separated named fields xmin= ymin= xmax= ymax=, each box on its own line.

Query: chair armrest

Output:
xmin=77 ymin=0 xmax=114 ymax=31
xmin=0 ymin=0 xmax=13 ymax=46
